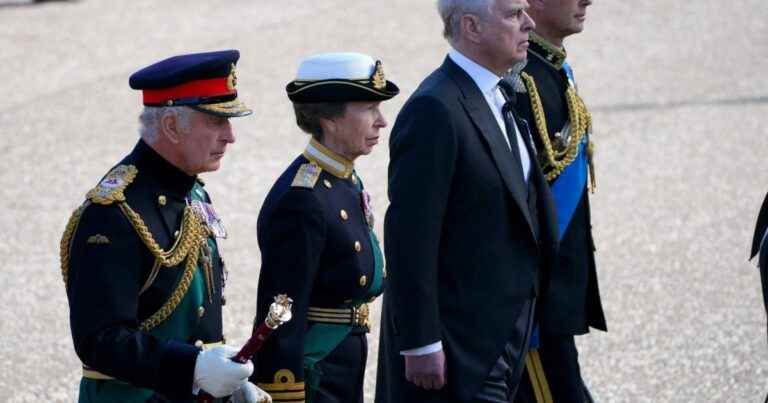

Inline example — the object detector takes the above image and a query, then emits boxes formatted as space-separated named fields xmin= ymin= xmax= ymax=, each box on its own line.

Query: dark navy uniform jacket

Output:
xmin=514 ymin=36 xmax=607 ymax=335
xmin=62 ymin=140 xmax=225 ymax=401
xmin=252 ymin=139 xmax=384 ymax=403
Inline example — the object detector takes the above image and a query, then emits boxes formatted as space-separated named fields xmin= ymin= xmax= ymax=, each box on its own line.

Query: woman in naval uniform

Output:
xmin=250 ymin=53 xmax=399 ymax=403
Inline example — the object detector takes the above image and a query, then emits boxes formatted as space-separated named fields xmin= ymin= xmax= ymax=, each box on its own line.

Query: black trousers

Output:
xmin=513 ymin=333 xmax=592 ymax=403
xmin=473 ymin=298 xmax=536 ymax=403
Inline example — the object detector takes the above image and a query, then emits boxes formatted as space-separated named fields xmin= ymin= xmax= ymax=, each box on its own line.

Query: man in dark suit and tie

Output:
xmin=375 ymin=1 xmax=558 ymax=402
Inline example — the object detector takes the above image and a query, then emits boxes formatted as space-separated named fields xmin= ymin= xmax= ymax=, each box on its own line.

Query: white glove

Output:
xmin=193 ymin=345 xmax=253 ymax=398
xmin=230 ymin=382 xmax=273 ymax=403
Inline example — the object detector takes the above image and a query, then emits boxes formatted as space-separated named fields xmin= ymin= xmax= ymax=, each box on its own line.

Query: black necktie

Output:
xmin=497 ymin=79 xmax=525 ymax=178
xmin=499 ymin=79 xmax=540 ymax=239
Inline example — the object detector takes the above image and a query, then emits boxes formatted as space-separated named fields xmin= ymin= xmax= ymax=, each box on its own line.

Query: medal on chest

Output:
xmin=190 ymin=199 xmax=228 ymax=239
xmin=360 ymin=190 xmax=375 ymax=230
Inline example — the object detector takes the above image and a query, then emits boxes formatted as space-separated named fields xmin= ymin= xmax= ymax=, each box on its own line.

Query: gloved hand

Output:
xmin=230 ymin=382 xmax=272 ymax=403
xmin=193 ymin=345 xmax=253 ymax=397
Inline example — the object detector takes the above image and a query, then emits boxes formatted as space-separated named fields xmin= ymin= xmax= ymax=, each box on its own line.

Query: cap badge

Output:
xmin=371 ymin=61 xmax=386 ymax=90
xmin=227 ymin=63 xmax=238 ymax=91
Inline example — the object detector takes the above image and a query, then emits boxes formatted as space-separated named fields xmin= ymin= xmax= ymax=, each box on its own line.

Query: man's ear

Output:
xmin=460 ymin=14 xmax=484 ymax=44
xmin=159 ymin=111 xmax=183 ymax=144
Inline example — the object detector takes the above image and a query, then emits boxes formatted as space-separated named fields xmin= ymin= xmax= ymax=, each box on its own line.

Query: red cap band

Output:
xmin=142 ymin=77 xmax=234 ymax=105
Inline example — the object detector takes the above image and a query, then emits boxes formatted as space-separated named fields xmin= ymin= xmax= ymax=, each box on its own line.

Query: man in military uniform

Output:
xmin=61 ymin=50 xmax=270 ymax=403
xmin=251 ymin=52 xmax=398 ymax=403
xmin=508 ymin=1 xmax=606 ymax=402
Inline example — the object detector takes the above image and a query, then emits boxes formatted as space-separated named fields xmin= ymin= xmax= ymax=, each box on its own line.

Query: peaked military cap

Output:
xmin=286 ymin=52 xmax=399 ymax=103
xmin=129 ymin=49 xmax=252 ymax=117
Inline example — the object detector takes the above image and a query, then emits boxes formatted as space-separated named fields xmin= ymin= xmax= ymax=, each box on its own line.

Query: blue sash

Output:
xmin=529 ymin=62 xmax=588 ymax=351
xmin=551 ymin=61 xmax=588 ymax=242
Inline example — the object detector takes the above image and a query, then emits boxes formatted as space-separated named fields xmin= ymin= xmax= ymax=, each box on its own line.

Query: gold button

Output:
xmin=194 ymin=340 xmax=204 ymax=348
xmin=359 ymin=275 xmax=367 ymax=287
xmin=197 ymin=306 xmax=205 ymax=318
xmin=158 ymin=195 xmax=167 ymax=206
xmin=324 ymin=179 xmax=332 ymax=188
xmin=340 ymin=209 xmax=348 ymax=220
xmin=354 ymin=241 xmax=362 ymax=252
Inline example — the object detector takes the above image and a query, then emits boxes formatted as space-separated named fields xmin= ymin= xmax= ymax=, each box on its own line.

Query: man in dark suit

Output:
xmin=376 ymin=1 xmax=558 ymax=402
xmin=508 ymin=1 xmax=606 ymax=402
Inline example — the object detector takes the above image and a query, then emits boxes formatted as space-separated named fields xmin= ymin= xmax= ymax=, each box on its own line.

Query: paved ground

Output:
xmin=1 ymin=0 xmax=767 ymax=402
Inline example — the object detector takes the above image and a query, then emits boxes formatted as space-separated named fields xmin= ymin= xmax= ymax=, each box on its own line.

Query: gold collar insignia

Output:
xmin=529 ymin=33 xmax=567 ymax=70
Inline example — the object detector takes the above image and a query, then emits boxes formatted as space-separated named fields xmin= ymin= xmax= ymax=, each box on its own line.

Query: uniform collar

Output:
xmin=528 ymin=32 xmax=567 ymax=70
xmin=303 ymin=138 xmax=354 ymax=178
xmin=131 ymin=139 xmax=198 ymax=198
xmin=448 ymin=48 xmax=503 ymax=98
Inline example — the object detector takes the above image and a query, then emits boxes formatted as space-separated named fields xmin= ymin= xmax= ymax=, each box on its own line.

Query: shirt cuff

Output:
xmin=400 ymin=341 xmax=443 ymax=356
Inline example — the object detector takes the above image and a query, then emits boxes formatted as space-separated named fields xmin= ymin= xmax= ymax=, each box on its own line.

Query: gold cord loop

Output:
xmin=521 ymin=72 xmax=595 ymax=190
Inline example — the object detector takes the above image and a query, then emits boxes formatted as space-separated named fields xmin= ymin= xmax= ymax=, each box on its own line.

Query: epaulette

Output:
xmin=86 ymin=165 xmax=138 ymax=205
xmin=291 ymin=163 xmax=322 ymax=189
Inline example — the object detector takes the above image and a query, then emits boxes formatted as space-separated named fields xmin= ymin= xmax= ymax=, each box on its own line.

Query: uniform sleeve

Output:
xmin=66 ymin=203 xmax=199 ymax=399
xmin=252 ymin=189 xmax=325 ymax=399
xmin=384 ymin=95 xmax=458 ymax=351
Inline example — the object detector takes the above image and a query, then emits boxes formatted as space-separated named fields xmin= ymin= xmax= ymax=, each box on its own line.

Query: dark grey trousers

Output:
xmin=473 ymin=298 xmax=536 ymax=403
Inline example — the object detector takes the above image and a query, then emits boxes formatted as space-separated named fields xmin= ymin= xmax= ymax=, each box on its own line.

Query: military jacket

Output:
xmin=61 ymin=140 xmax=226 ymax=401
xmin=252 ymin=139 xmax=385 ymax=403
xmin=514 ymin=34 xmax=607 ymax=334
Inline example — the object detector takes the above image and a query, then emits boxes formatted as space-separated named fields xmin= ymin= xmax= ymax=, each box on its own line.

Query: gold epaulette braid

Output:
xmin=521 ymin=72 xmax=595 ymax=189
xmin=118 ymin=202 xmax=210 ymax=331
xmin=60 ymin=202 xmax=89 ymax=290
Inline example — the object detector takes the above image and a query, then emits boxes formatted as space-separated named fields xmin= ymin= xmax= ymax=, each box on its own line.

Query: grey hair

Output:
xmin=436 ymin=0 xmax=494 ymax=43
xmin=138 ymin=106 xmax=193 ymax=144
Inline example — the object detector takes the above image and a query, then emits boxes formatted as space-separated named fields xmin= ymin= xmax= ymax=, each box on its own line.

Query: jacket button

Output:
xmin=354 ymin=241 xmax=362 ymax=252
xmin=197 ymin=306 xmax=205 ymax=318
xmin=340 ymin=210 xmax=348 ymax=220
xmin=194 ymin=340 xmax=204 ymax=349
xmin=323 ymin=179 xmax=332 ymax=188
xmin=359 ymin=275 xmax=367 ymax=287
xmin=158 ymin=195 xmax=167 ymax=206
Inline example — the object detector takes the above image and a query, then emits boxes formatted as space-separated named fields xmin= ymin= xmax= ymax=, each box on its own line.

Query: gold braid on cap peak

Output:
xmin=520 ymin=72 xmax=596 ymax=191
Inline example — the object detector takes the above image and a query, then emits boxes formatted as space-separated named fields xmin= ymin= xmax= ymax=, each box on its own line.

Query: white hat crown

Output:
xmin=295 ymin=52 xmax=377 ymax=81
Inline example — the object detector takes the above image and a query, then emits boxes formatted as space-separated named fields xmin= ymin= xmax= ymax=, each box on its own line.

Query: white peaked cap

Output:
xmin=295 ymin=52 xmax=377 ymax=81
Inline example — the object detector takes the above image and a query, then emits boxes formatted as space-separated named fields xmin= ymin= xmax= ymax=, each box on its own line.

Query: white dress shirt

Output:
xmin=400 ymin=50 xmax=533 ymax=358
xmin=449 ymin=48 xmax=531 ymax=182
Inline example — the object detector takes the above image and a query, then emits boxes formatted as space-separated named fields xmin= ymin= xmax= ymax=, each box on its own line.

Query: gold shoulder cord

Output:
xmin=520 ymin=72 xmax=596 ymax=191
xmin=60 ymin=202 xmax=90 ymax=290
xmin=119 ymin=203 xmax=210 ymax=332
xmin=58 ymin=200 xmax=210 ymax=332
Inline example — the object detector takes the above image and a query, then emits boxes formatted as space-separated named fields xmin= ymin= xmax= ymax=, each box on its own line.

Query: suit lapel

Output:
xmin=441 ymin=57 xmax=535 ymax=236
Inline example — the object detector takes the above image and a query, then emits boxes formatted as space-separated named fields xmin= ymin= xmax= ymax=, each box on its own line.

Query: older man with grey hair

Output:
xmin=62 ymin=50 xmax=271 ymax=403
xmin=375 ymin=1 xmax=558 ymax=402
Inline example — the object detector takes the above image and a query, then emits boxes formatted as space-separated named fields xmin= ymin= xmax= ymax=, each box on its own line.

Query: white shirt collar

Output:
xmin=448 ymin=48 xmax=503 ymax=97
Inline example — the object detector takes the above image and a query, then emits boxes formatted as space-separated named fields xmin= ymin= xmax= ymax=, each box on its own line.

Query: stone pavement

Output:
xmin=0 ymin=1 xmax=766 ymax=401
